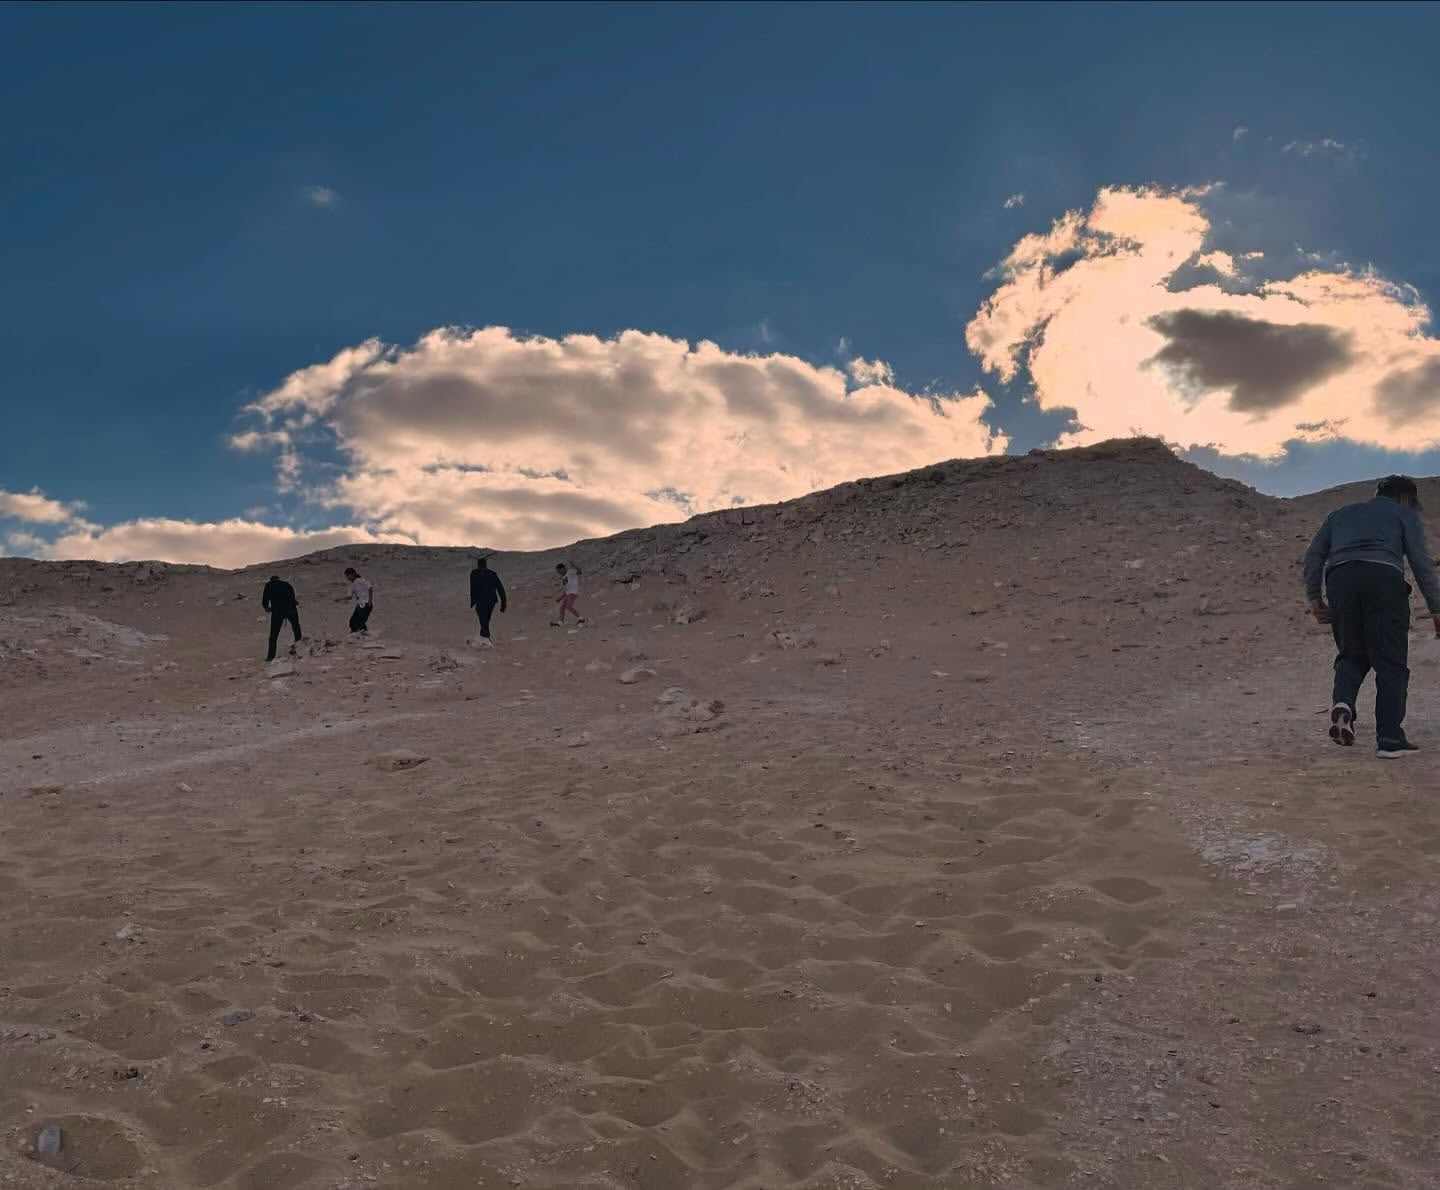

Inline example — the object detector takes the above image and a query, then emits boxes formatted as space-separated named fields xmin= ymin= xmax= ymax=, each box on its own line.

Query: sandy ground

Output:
xmin=1 ymin=439 xmax=1437 ymax=1189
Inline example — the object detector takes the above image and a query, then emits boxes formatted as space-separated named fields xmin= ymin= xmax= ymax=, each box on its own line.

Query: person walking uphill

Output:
xmin=344 ymin=567 xmax=374 ymax=634
xmin=550 ymin=562 xmax=585 ymax=626
xmin=261 ymin=574 xmax=302 ymax=661
xmin=469 ymin=556 xmax=507 ymax=640
xmin=1304 ymin=475 xmax=1440 ymax=758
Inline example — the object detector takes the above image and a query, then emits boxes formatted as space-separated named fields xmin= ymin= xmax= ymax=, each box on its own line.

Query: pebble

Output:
xmin=222 ymin=1010 xmax=255 ymax=1027
xmin=367 ymin=750 xmax=429 ymax=772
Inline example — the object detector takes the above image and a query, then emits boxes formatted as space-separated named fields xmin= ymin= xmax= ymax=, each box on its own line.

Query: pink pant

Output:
xmin=557 ymin=593 xmax=579 ymax=620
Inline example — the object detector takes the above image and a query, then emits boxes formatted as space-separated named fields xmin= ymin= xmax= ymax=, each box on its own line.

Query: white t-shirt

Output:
xmin=351 ymin=577 xmax=373 ymax=606
xmin=563 ymin=570 xmax=581 ymax=595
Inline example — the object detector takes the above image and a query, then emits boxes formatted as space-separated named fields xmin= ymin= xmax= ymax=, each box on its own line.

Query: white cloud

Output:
xmin=0 ymin=487 xmax=91 ymax=526
xmin=965 ymin=184 xmax=1440 ymax=457
xmin=1003 ymin=193 xmax=1025 ymax=209
xmin=1281 ymin=138 xmax=1356 ymax=159
xmin=846 ymin=357 xmax=895 ymax=387
xmin=1195 ymin=250 xmax=1238 ymax=277
xmin=1233 ymin=126 xmax=1249 ymax=141
xmin=240 ymin=328 xmax=1006 ymax=551
xmin=302 ymin=184 xmax=340 ymax=208
xmin=36 ymin=518 xmax=403 ymax=569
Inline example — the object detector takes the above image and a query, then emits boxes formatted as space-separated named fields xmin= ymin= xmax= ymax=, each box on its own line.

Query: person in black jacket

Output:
xmin=469 ymin=556 xmax=507 ymax=640
xmin=261 ymin=575 xmax=303 ymax=661
xmin=1304 ymin=474 xmax=1440 ymax=757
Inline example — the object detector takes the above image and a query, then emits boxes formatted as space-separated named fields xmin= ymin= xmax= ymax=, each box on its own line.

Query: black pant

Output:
xmin=349 ymin=604 xmax=372 ymax=633
xmin=1327 ymin=561 xmax=1411 ymax=744
xmin=474 ymin=600 xmax=497 ymax=638
xmin=267 ymin=608 xmax=302 ymax=661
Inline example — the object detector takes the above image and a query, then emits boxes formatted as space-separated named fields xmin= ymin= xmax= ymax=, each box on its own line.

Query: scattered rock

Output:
xmin=222 ymin=1010 xmax=255 ymax=1027
xmin=1291 ymin=1022 xmax=1323 ymax=1036
xmin=672 ymin=601 xmax=705 ymax=625
xmin=618 ymin=666 xmax=657 ymax=684
xmin=367 ymin=750 xmax=430 ymax=772
xmin=564 ymin=731 xmax=592 ymax=748
xmin=773 ymin=628 xmax=817 ymax=650
xmin=656 ymin=687 xmax=725 ymax=731
xmin=814 ymin=651 xmax=844 ymax=667
xmin=114 ymin=923 xmax=142 ymax=942
xmin=176 ymin=782 xmax=194 ymax=793
xmin=584 ymin=658 xmax=613 ymax=673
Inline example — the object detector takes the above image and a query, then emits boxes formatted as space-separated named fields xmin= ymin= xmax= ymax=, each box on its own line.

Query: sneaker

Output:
xmin=1328 ymin=703 xmax=1355 ymax=747
xmin=1377 ymin=739 xmax=1420 ymax=759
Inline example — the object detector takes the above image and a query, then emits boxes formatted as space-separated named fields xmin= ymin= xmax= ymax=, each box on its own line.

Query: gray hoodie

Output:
xmin=1303 ymin=496 xmax=1440 ymax=613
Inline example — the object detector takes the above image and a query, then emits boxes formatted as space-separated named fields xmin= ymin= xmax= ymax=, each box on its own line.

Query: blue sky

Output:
xmin=4 ymin=2 xmax=1440 ymax=565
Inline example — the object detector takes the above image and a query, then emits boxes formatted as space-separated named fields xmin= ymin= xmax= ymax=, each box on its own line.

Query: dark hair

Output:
xmin=344 ymin=567 xmax=358 ymax=576
xmin=1377 ymin=475 xmax=1421 ymax=508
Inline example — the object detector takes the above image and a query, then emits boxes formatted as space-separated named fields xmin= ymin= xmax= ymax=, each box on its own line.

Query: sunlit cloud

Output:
xmin=966 ymin=184 xmax=1440 ymax=457
xmin=238 ymin=327 xmax=1006 ymax=550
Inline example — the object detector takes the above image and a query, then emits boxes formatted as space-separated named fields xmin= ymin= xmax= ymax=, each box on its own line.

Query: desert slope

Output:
xmin=2 ymin=439 xmax=1437 ymax=1190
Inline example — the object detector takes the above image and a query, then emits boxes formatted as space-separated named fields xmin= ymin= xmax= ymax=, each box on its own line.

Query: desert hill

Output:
xmin=2 ymin=439 xmax=1437 ymax=1190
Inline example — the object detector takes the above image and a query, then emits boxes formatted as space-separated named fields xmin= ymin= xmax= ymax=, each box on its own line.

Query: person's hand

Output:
xmin=1311 ymin=600 xmax=1331 ymax=625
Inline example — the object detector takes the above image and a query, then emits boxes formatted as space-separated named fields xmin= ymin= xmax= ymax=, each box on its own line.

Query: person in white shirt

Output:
xmin=344 ymin=566 xmax=374 ymax=634
xmin=550 ymin=562 xmax=585 ymax=626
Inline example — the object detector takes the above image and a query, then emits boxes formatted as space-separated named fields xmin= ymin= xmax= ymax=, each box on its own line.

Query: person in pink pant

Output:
xmin=550 ymin=562 xmax=585 ymax=626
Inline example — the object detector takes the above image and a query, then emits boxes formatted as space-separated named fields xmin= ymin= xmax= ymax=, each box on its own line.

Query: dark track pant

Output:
xmin=1327 ymin=561 xmax=1411 ymax=745
xmin=267 ymin=608 xmax=301 ymax=661
xmin=349 ymin=605 xmax=372 ymax=633
xmin=475 ymin=600 xmax=497 ymax=638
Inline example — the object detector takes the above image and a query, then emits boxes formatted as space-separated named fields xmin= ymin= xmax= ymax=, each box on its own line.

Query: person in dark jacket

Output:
xmin=261 ymin=575 xmax=302 ymax=661
xmin=469 ymin=556 xmax=507 ymax=640
xmin=1304 ymin=475 xmax=1440 ymax=757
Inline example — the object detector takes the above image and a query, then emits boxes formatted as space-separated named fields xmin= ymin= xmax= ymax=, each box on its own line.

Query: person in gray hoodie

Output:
xmin=1304 ymin=475 xmax=1440 ymax=757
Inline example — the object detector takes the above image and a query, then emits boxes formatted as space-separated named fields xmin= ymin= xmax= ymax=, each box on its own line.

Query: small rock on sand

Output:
xmin=266 ymin=660 xmax=295 ymax=678
xmin=367 ymin=750 xmax=429 ymax=772
xmin=618 ymin=666 xmax=657 ymax=684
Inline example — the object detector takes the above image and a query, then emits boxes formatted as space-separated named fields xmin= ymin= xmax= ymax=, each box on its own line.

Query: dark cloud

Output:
xmin=1375 ymin=359 xmax=1440 ymax=426
xmin=1145 ymin=310 xmax=1353 ymax=413
xmin=340 ymin=366 xmax=674 ymax=466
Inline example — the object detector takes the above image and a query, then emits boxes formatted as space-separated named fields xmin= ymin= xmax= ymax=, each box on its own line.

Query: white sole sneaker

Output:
xmin=1328 ymin=704 xmax=1355 ymax=747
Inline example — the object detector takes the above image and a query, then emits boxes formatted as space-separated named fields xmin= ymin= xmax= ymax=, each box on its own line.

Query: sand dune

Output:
xmin=2 ymin=439 xmax=1437 ymax=1188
